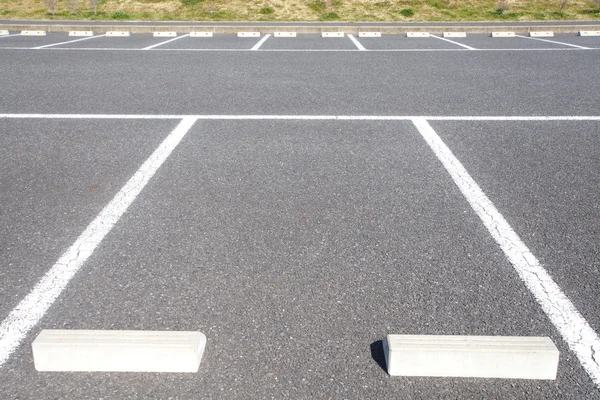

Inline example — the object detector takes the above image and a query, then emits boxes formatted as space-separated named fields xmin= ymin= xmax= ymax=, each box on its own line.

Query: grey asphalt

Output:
xmin=1 ymin=33 xmax=600 ymax=399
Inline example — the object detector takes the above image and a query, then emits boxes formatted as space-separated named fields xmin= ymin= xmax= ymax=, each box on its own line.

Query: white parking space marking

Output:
xmin=2 ymin=114 xmax=600 ymax=121
xmin=143 ymin=33 xmax=190 ymax=50
xmin=347 ymin=34 xmax=366 ymax=51
xmin=0 ymin=33 xmax=21 ymax=39
xmin=430 ymin=34 xmax=475 ymax=50
xmin=32 ymin=34 xmax=106 ymax=49
xmin=412 ymin=118 xmax=600 ymax=388
xmin=251 ymin=34 xmax=271 ymax=51
xmin=516 ymin=34 xmax=591 ymax=49
xmin=0 ymin=117 xmax=197 ymax=368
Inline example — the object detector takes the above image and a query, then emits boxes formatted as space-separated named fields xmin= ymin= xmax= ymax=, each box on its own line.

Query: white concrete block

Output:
xmin=0 ymin=30 xmax=10 ymax=36
xmin=106 ymin=31 xmax=130 ymax=37
xmin=579 ymin=31 xmax=600 ymax=37
xmin=190 ymin=31 xmax=213 ymax=37
xmin=383 ymin=335 xmax=559 ymax=379
xmin=492 ymin=32 xmax=516 ymax=38
xmin=69 ymin=31 xmax=93 ymax=37
xmin=21 ymin=30 xmax=46 ymax=36
xmin=274 ymin=32 xmax=296 ymax=37
xmin=407 ymin=32 xmax=430 ymax=38
xmin=321 ymin=32 xmax=344 ymax=37
xmin=32 ymin=330 xmax=206 ymax=373
xmin=358 ymin=32 xmax=381 ymax=38
xmin=443 ymin=32 xmax=466 ymax=38
xmin=237 ymin=32 xmax=260 ymax=37
xmin=529 ymin=31 xmax=554 ymax=37
xmin=153 ymin=31 xmax=177 ymax=37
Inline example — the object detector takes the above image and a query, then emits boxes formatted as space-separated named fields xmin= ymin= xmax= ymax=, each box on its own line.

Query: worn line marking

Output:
xmin=0 ymin=117 xmax=197 ymax=367
xmin=430 ymin=34 xmax=476 ymax=50
xmin=251 ymin=34 xmax=271 ymax=51
xmin=412 ymin=118 xmax=600 ymax=387
xmin=347 ymin=34 xmax=367 ymax=51
xmin=33 ymin=34 xmax=105 ymax=49
xmin=143 ymin=34 xmax=190 ymax=50
xmin=515 ymin=34 xmax=591 ymax=50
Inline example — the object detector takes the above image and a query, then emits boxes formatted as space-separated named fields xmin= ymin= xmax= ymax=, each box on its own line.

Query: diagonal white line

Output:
xmin=347 ymin=34 xmax=367 ymax=51
xmin=143 ymin=34 xmax=190 ymax=50
xmin=430 ymin=34 xmax=476 ymax=50
xmin=251 ymin=34 xmax=271 ymax=50
xmin=412 ymin=118 xmax=600 ymax=388
xmin=33 ymin=34 xmax=106 ymax=49
xmin=0 ymin=117 xmax=197 ymax=367
xmin=516 ymin=34 xmax=591 ymax=50
xmin=0 ymin=33 xmax=22 ymax=39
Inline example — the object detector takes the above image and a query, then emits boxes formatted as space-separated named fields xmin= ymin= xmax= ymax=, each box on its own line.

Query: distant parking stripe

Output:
xmin=33 ymin=34 xmax=106 ymax=49
xmin=412 ymin=118 xmax=600 ymax=388
xmin=251 ymin=34 xmax=271 ymax=50
xmin=515 ymin=34 xmax=590 ymax=50
xmin=143 ymin=33 xmax=190 ymax=50
xmin=0 ymin=117 xmax=197 ymax=368
xmin=430 ymin=34 xmax=475 ymax=50
xmin=347 ymin=34 xmax=366 ymax=51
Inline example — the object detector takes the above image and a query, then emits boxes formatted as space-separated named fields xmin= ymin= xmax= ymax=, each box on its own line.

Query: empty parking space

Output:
xmin=359 ymin=35 xmax=467 ymax=50
xmin=445 ymin=34 xmax=578 ymax=50
xmin=0 ymin=118 xmax=178 ymax=320
xmin=0 ymin=118 xmax=597 ymax=399
xmin=154 ymin=34 xmax=261 ymax=50
xmin=261 ymin=34 xmax=356 ymax=50
xmin=541 ymin=33 xmax=600 ymax=48
xmin=0 ymin=33 xmax=79 ymax=48
xmin=431 ymin=120 xmax=600 ymax=334
xmin=55 ymin=34 xmax=165 ymax=49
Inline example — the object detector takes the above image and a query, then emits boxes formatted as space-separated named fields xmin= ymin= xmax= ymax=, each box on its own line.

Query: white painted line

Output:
xmin=153 ymin=31 xmax=177 ymax=37
xmin=412 ymin=118 xmax=600 ymax=388
xmin=143 ymin=33 xmax=190 ymax=50
xmin=69 ymin=31 xmax=93 ymax=37
xmin=21 ymin=30 xmax=46 ymax=36
xmin=33 ymin=34 xmax=105 ymax=49
xmin=0 ymin=117 xmax=197 ymax=368
xmin=251 ymin=34 xmax=271 ymax=50
xmin=347 ymin=34 xmax=366 ymax=51
xmin=32 ymin=330 xmax=206 ymax=372
xmin=384 ymin=335 xmax=559 ymax=379
xmin=516 ymin=34 xmax=591 ymax=50
xmin=407 ymin=32 xmax=430 ymax=38
xmin=190 ymin=31 xmax=213 ymax=37
xmin=529 ymin=31 xmax=554 ymax=37
xmin=580 ymin=31 xmax=600 ymax=36
xmin=358 ymin=32 xmax=381 ymax=38
xmin=1 ymin=114 xmax=600 ymax=121
xmin=105 ymin=31 xmax=130 ymax=37
xmin=322 ymin=32 xmax=344 ymax=38
xmin=237 ymin=32 xmax=260 ymax=38
xmin=443 ymin=32 xmax=466 ymax=38
xmin=0 ymin=30 xmax=10 ymax=36
xmin=430 ymin=34 xmax=475 ymax=50
xmin=274 ymin=32 xmax=296 ymax=37
xmin=0 ymin=33 xmax=21 ymax=39
xmin=492 ymin=32 xmax=516 ymax=38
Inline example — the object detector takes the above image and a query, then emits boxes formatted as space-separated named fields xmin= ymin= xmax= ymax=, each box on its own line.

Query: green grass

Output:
xmin=2 ymin=0 xmax=600 ymax=22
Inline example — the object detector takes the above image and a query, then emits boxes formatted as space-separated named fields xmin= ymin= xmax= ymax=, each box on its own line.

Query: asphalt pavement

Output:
xmin=0 ymin=32 xmax=599 ymax=399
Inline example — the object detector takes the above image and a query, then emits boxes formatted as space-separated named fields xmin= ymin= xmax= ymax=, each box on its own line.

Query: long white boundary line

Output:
xmin=251 ymin=34 xmax=271 ymax=51
xmin=143 ymin=33 xmax=190 ymax=50
xmin=32 ymin=34 xmax=106 ymax=49
xmin=412 ymin=118 xmax=600 ymax=387
xmin=347 ymin=34 xmax=367 ymax=51
xmin=0 ymin=34 xmax=22 ymax=39
xmin=1 ymin=114 xmax=600 ymax=121
xmin=516 ymin=34 xmax=591 ymax=50
xmin=0 ymin=117 xmax=197 ymax=367
xmin=2 ymin=47 xmax=598 ymax=52
xmin=430 ymin=34 xmax=476 ymax=50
